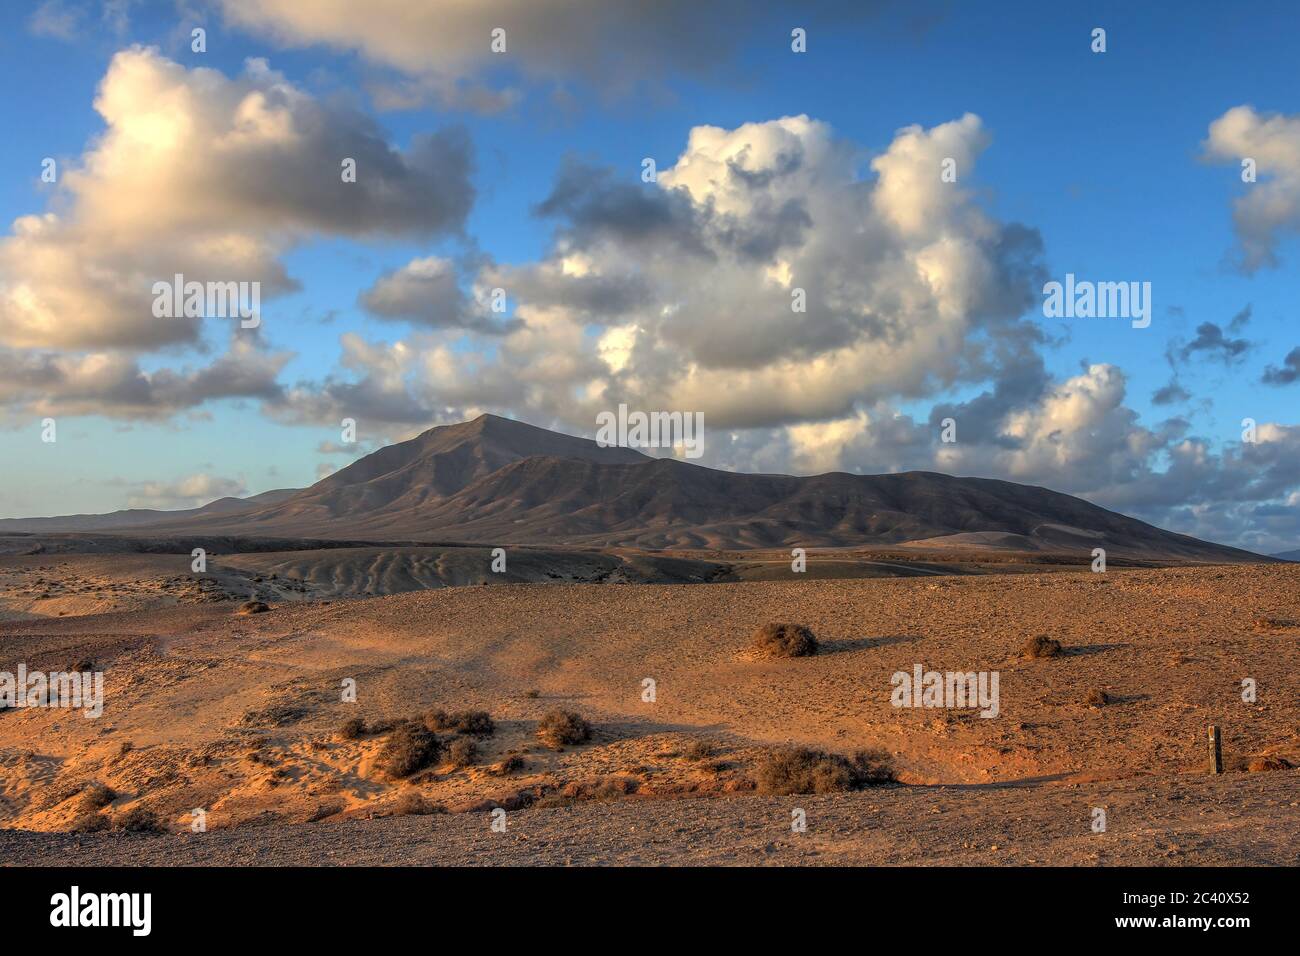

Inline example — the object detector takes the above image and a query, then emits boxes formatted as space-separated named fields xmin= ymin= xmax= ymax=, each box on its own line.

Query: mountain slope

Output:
xmin=118 ymin=414 xmax=1265 ymax=562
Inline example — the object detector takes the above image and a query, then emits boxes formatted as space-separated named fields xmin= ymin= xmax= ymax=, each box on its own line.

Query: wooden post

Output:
xmin=1207 ymin=725 xmax=1222 ymax=775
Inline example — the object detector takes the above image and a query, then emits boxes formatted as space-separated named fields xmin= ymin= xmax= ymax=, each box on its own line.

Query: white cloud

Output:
xmin=1203 ymin=105 xmax=1300 ymax=271
xmin=0 ymin=47 xmax=473 ymax=351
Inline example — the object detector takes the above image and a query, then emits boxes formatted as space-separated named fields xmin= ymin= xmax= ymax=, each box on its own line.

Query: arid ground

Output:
xmin=0 ymin=554 xmax=1295 ymax=866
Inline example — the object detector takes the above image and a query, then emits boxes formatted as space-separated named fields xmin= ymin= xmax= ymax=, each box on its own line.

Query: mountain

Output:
xmin=111 ymin=413 xmax=1263 ymax=562
xmin=0 ymin=488 xmax=299 ymax=533
xmin=1272 ymin=549 xmax=1300 ymax=562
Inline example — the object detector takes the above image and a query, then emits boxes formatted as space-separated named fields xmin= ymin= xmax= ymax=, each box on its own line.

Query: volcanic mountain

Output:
xmin=44 ymin=413 xmax=1260 ymax=562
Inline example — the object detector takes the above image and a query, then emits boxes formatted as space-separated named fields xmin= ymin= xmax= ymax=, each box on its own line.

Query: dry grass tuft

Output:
xmin=425 ymin=709 xmax=495 ymax=736
xmin=683 ymin=740 xmax=717 ymax=761
xmin=446 ymin=737 xmax=477 ymax=769
xmin=1084 ymin=688 xmax=1110 ymax=708
xmin=490 ymin=754 xmax=526 ymax=776
xmin=751 ymin=622 xmax=818 ymax=658
xmin=537 ymin=710 xmax=591 ymax=749
xmin=236 ymin=600 xmax=270 ymax=615
xmin=1021 ymin=634 xmax=1062 ymax=658
xmin=78 ymin=782 xmax=117 ymax=810
xmin=115 ymin=805 xmax=165 ymax=833
xmin=392 ymin=790 xmax=447 ymax=816
xmin=338 ymin=717 xmax=366 ymax=740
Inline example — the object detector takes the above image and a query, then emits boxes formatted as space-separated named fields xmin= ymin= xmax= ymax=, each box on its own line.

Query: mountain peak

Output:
xmin=66 ymin=413 xmax=1264 ymax=563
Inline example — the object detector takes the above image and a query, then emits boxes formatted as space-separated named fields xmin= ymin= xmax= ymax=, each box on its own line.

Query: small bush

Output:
xmin=425 ymin=709 xmax=495 ymax=736
xmin=392 ymin=790 xmax=446 ymax=816
xmin=684 ymin=740 xmax=716 ymax=761
xmin=378 ymin=723 xmax=442 ymax=779
xmin=1084 ymin=688 xmax=1109 ymax=708
xmin=525 ymin=689 xmax=541 ymax=699
xmin=338 ymin=717 xmax=366 ymax=740
xmin=446 ymin=737 xmax=477 ymax=769
xmin=115 ymin=806 xmax=165 ymax=833
xmin=79 ymin=782 xmax=117 ymax=810
xmin=1021 ymin=634 xmax=1062 ymax=658
xmin=752 ymin=623 xmax=818 ymax=658
xmin=491 ymin=754 xmax=525 ymax=776
xmin=236 ymin=600 xmax=270 ymax=615
xmin=755 ymin=747 xmax=893 ymax=795
xmin=537 ymin=710 xmax=591 ymax=749
xmin=561 ymin=776 xmax=639 ymax=801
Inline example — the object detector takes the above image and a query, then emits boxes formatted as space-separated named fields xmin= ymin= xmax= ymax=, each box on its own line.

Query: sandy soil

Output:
xmin=0 ymin=563 xmax=1295 ymax=864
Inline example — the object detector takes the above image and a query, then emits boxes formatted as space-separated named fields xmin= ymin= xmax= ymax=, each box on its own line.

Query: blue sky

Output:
xmin=0 ymin=1 xmax=1296 ymax=552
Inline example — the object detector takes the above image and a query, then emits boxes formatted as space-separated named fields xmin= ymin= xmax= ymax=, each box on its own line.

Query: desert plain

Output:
xmin=0 ymin=545 xmax=1295 ymax=866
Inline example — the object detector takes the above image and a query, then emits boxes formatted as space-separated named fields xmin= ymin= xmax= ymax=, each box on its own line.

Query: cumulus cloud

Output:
xmin=0 ymin=47 xmax=473 ymax=350
xmin=0 ymin=331 xmax=289 ymax=420
xmin=358 ymin=257 xmax=518 ymax=334
xmin=266 ymin=111 xmax=1300 ymax=549
xmin=1203 ymin=105 xmax=1300 ymax=271
xmin=296 ymin=113 xmax=1049 ymax=449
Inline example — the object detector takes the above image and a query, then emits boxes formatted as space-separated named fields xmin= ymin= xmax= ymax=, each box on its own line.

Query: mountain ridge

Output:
xmin=19 ymin=413 xmax=1259 ymax=562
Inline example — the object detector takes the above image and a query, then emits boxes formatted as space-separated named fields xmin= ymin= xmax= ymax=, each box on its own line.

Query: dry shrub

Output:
xmin=425 ymin=709 xmax=495 ymax=736
xmin=69 ymin=782 xmax=116 ymax=812
xmin=751 ymin=623 xmax=818 ymax=658
xmin=378 ymin=723 xmax=442 ymax=779
xmin=1021 ymin=634 xmax=1062 ymax=658
xmin=1084 ymin=688 xmax=1110 ymax=708
xmin=236 ymin=600 xmax=270 ymax=615
xmin=525 ymin=689 xmax=541 ymax=699
xmin=561 ymin=776 xmax=639 ymax=801
xmin=392 ymin=790 xmax=446 ymax=816
xmin=537 ymin=710 xmax=591 ymax=749
xmin=338 ymin=717 xmax=366 ymax=740
xmin=755 ymin=747 xmax=893 ymax=795
xmin=491 ymin=754 xmax=525 ymax=776
xmin=446 ymin=738 xmax=477 ymax=769
xmin=684 ymin=740 xmax=716 ymax=761
xmin=115 ymin=806 xmax=165 ymax=833
xmin=1246 ymin=756 xmax=1292 ymax=772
